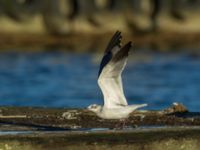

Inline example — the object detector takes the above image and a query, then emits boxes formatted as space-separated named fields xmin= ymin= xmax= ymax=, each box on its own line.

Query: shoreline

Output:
xmin=0 ymin=32 xmax=200 ymax=52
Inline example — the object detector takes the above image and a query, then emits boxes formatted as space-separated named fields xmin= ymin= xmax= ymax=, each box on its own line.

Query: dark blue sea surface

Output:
xmin=0 ymin=50 xmax=199 ymax=111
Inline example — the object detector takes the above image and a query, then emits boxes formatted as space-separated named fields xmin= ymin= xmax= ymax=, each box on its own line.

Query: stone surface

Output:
xmin=0 ymin=104 xmax=199 ymax=130
xmin=0 ymin=105 xmax=200 ymax=149
xmin=0 ymin=127 xmax=200 ymax=150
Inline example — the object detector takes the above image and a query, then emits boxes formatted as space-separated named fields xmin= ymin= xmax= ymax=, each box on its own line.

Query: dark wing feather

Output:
xmin=98 ymin=31 xmax=122 ymax=77
xmin=105 ymin=31 xmax=122 ymax=54
xmin=112 ymin=42 xmax=132 ymax=63
xmin=98 ymin=51 xmax=112 ymax=77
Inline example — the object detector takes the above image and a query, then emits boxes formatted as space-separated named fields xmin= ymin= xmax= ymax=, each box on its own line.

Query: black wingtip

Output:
xmin=121 ymin=41 xmax=132 ymax=52
xmin=105 ymin=31 xmax=122 ymax=54
xmin=112 ymin=41 xmax=132 ymax=62
xmin=127 ymin=41 xmax=132 ymax=47
xmin=115 ymin=30 xmax=121 ymax=34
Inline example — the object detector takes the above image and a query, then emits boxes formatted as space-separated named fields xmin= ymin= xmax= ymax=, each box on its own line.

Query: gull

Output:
xmin=88 ymin=31 xmax=147 ymax=119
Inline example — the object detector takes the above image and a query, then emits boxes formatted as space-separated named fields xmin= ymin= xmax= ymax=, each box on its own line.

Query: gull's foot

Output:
xmin=114 ymin=119 xmax=128 ymax=130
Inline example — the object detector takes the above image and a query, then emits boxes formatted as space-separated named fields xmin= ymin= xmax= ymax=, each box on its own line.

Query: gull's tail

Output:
xmin=128 ymin=104 xmax=148 ymax=111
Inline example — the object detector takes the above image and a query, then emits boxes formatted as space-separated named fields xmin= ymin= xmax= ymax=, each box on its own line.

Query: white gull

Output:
xmin=88 ymin=31 xmax=147 ymax=119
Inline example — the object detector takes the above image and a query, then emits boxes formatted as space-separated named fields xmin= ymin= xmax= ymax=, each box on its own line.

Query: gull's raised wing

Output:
xmin=98 ymin=32 xmax=132 ymax=108
xmin=98 ymin=31 xmax=122 ymax=77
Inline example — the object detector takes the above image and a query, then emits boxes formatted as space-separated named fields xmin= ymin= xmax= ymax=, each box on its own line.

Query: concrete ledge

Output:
xmin=0 ymin=127 xmax=200 ymax=150
xmin=0 ymin=105 xmax=199 ymax=130
xmin=0 ymin=106 xmax=200 ymax=149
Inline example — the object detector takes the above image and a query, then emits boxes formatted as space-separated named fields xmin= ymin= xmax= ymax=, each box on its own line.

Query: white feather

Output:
xmin=98 ymin=58 xmax=128 ymax=108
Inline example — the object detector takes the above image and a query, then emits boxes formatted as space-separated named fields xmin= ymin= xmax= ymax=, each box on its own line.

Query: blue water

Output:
xmin=0 ymin=50 xmax=199 ymax=111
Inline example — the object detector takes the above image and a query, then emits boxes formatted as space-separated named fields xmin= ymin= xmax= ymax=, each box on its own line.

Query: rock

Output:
xmin=163 ymin=102 xmax=188 ymax=114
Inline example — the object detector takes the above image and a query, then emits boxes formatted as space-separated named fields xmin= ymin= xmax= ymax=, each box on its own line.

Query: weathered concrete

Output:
xmin=0 ymin=105 xmax=200 ymax=150
xmin=0 ymin=104 xmax=199 ymax=130
xmin=0 ymin=127 xmax=200 ymax=150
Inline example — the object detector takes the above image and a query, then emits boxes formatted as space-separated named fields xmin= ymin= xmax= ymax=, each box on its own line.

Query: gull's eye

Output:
xmin=88 ymin=104 xmax=97 ymax=109
xmin=91 ymin=105 xmax=97 ymax=109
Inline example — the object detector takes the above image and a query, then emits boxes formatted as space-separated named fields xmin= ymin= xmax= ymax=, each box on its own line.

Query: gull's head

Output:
xmin=87 ymin=104 xmax=101 ymax=113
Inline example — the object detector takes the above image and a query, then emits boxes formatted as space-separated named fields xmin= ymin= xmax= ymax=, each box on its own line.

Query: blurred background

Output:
xmin=0 ymin=0 xmax=199 ymax=111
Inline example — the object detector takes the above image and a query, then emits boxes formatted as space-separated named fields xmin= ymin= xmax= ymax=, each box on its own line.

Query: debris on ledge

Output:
xmin=163 ymin=102 xmax=188 ymax=114
xmin=0 ymin=103 xmax=199 ymax=131
xmin=0 ymin=103 xmax=199 ymax=150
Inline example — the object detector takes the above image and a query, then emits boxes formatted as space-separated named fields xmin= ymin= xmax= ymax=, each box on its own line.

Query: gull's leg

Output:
xmin=121 ymin=118 xmax=127 ymax=128
xmin=114 ymin=118 xmax=128 ymax=129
